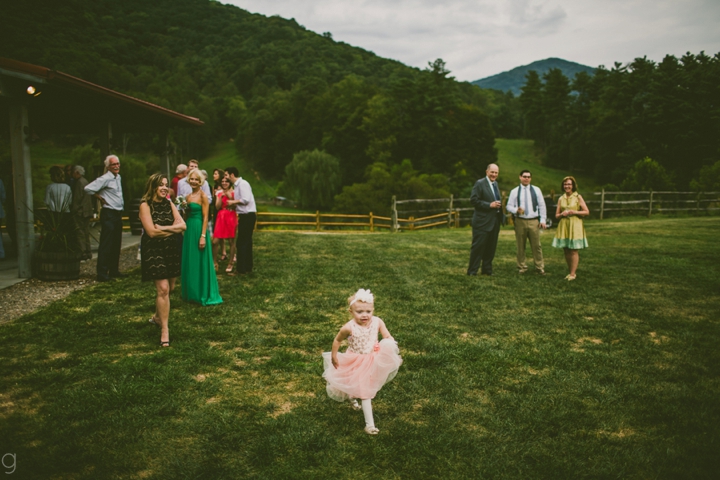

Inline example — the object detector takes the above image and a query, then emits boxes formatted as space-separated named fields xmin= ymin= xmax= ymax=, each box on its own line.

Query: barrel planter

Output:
xmin=130 ymin=198 xmax=143 ymax=235
xmin=34 ymin=250 xmax=81 ymax=281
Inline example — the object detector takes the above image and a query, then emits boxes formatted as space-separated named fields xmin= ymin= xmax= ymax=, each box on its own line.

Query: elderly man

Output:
xmin=71 ymin=165 xmax=94 ymax=260
xmin=170 ymin=163 xmax=187 ymax=200
xmin=85 ymin=155 xmax=124 ymax=282
xmin=225 ymin=167 xmax=256 ymax=275
xmin=506 ymin=169 xmax=547 ymax=275
xmin=176 ymin=159 xmax=211 ymax=202
xmin=467 ymin=163 xmax=506 ymax=276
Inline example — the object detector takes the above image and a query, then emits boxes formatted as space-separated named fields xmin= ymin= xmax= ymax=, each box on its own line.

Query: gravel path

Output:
xmin=0 ymin=246 xmax=141 ymax=324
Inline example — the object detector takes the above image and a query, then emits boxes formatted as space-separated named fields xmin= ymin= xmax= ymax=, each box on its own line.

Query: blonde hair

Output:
xmin=187 ymin=169 xmax=205 ymax=183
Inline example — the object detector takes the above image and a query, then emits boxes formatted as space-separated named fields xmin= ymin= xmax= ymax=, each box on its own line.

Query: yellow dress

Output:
xmin=552 ymin=192 xmax=588 ymax=249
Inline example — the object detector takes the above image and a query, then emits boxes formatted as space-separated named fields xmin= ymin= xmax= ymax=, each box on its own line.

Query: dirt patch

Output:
xmin=0 ymin=246 xmax=140 ymax=324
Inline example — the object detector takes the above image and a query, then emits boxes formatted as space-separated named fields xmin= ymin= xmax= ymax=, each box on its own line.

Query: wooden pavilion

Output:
xmin=0 ymin=57 xmax=204 ymax=278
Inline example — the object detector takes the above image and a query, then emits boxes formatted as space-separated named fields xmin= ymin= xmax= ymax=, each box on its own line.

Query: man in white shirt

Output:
xmin=176 ymin=159 xmax=211 ymax=202
xmin=225 ymin=167 xmax=256 ymax=274
xmin=506 ymin=169 xmax=547 ymax=275
xmin=85 ymin=155 xmax=125 ymax=282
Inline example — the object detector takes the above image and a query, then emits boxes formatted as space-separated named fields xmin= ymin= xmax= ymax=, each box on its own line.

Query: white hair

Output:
xmin=73 ymin=165 xmax=85 ymax=176
xmin=176 ymin=164 xmax=188 ymax=174
xmin=104 ymin=155 xmax=120 ymax=167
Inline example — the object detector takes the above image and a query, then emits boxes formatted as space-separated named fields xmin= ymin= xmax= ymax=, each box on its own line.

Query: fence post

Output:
xmin=697 ymin=192 xmax=702 ymax=211
xmin=455 ymin=209 xmax=460 ymax=228
xmin=648 ymin=190 xmax=654 ymax=217
xmin=448 ymin=194 xmax=454 ymax=228
xmin=369 ymin=212 xmax=374 ymax=233
xmin=410 ymin=216 xmax=415 ymax=231
xmin=316 ymin=211 xmax=320 ymax=232
xmin=391 ymin=195 xmax=398 ymax=233
xmin=600 ymin=188 xmax=605 ymax=220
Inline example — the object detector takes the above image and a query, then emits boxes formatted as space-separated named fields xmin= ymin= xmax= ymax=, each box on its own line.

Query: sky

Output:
xmin=224 ymin=0 xmax=720 ymax=82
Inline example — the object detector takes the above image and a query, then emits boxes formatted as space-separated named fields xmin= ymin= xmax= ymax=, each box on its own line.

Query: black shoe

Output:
xmin=97 ymin=276 xmax=114 ymax=282
xmin=481 ymin=273 xmax=494 ymax=276
xmin=467 ymin=272 xmax=477 ymax=276
xmin=110 ymin=272 xmax=128 ymax=279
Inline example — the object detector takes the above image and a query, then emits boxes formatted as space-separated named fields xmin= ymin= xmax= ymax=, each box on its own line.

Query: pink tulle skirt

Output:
xmin=322 ymin=338 xmax=403 ymax=401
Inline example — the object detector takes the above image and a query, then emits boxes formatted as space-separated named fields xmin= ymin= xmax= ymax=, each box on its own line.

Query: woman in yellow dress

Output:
xmin=552 ymin=176 xmax=589 ymax=281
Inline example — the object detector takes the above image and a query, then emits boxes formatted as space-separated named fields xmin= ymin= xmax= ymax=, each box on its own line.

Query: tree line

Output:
xmin=518 ymin=52 xmax=720 ymax=191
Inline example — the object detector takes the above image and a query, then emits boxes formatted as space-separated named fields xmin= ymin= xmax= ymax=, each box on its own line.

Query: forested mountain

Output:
xmin=517 ymin=54 xmax=720 ymax=190
xmin=472 ymin=58 xmax=595 ymax=95
xmin=1 ymin=0 xmax=507 ymax=209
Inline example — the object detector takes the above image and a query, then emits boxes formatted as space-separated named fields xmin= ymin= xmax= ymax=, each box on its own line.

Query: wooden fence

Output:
xmin=592 ymin=190 xmax=720 ymax=219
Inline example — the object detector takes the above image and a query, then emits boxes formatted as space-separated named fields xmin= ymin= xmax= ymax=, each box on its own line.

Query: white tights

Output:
xmin=361 ymin=399 xmax=374 ymax=428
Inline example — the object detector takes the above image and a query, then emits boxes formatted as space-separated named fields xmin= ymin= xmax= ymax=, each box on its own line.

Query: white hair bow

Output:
xmin=350 ymin=288 xmax=374 ymax=307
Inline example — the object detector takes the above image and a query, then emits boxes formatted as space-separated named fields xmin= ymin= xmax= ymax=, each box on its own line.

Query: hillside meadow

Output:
xmin=0 ymin=216 xmax=718 ymax=479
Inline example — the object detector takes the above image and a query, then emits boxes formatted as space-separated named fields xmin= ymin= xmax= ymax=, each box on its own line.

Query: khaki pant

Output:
xmin=514 ymin=217 xmax=544 ymax=272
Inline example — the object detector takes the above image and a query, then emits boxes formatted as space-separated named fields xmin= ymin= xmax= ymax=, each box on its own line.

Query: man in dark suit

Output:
xmin=467 ymin=163 xmax=506 ymax=276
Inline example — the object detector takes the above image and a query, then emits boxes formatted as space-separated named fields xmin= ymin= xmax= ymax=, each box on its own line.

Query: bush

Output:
xmin=620 ymin=157 xmax=675 ymax=191
xmin=279 ymin=149 xmax=342 ymax=210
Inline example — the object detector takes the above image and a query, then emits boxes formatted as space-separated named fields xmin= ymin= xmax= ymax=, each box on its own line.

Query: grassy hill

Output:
xmin=473 ymin=58 xmax=596 ymax=95
xmin=495 ymin=138 xmax=601 ymax=195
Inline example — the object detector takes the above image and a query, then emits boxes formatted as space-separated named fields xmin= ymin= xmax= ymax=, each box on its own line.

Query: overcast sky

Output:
xmin=224 ymin=0 xmax=720 ymax=82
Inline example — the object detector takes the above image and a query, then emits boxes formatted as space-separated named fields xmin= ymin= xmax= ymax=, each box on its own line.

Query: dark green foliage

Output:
xmin=620 ymin=157 xmax=675 ymax=191
xmin=279 ymin=149 xmax=342 ymax=210
xmin=1 ymin=1 xmax=497 ymax=197
xmin=333 ymin=160 xmax=450 ymax=215
xmin=517 ymin=53 xmax=720 ymax=190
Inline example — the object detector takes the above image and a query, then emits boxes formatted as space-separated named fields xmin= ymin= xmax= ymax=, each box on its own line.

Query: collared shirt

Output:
xmin=176 ymin=176 xmax=212 ymax=202
xmin=234 ymin=177 xmax=256 ymax=214
xmin=506 ymin=184 xmax=547 ymax=224
xmin=45 ymin=183 xmax=72 ymax=213
xmin=85 ymin=171 xmax=124 ymax=211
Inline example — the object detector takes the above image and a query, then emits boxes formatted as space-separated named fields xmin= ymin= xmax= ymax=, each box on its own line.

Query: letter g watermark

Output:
xmin=1 ymin=454 xmax=15 ymax=474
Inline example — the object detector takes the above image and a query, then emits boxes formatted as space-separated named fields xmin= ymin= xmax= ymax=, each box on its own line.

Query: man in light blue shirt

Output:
xmin=85 ymin=155 xmax=125 ymax=282
xmin=506 ymin=169 xmax=547 ymax=275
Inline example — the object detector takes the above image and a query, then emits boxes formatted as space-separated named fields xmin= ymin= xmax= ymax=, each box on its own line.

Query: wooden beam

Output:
xmin=8 ymin=101 xmax=34 ymax=277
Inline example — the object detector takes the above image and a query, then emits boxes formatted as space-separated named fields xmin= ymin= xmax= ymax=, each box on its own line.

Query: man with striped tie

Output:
xmin=506 ymin=169 xmax=547 ymax=275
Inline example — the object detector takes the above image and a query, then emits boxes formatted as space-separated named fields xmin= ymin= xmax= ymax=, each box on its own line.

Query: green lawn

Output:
xmin=1 ymin=213 xmax=719 ymax=479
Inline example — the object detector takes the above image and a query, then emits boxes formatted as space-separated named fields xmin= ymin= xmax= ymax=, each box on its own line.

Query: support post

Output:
xmin=9 ymin=102 xmax=35 ymax=278
xmin=162 ymin=130 xmax=171 ymax=177
xmin=391 ymin=195 xmax=398 ymax=233
xmin=316 ymin=211 xmax=320 ymax=232
xmin=648 ymin=190 xmax=654 ymax=217
xmin=369 ymin=212 xmax=374 ymax=233
xmin=600 ymin=188 xmax=605 ymax=220
xmin=448 ymin=194 xmax=454 ymax=227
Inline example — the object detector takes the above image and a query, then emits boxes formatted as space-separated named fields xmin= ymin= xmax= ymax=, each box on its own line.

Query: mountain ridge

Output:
xmin=472 ymin=58 xmax=596 ymax=95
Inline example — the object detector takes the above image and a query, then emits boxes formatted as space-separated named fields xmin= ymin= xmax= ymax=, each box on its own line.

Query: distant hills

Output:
xmin=472 ymin=58 xmax=596 ymax=95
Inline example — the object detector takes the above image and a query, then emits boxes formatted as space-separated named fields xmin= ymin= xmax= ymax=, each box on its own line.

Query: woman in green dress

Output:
xmin=181 ymin=169 xmax=223 ymax=306
xmin=551 ymin=176 xmax=590 ymax=281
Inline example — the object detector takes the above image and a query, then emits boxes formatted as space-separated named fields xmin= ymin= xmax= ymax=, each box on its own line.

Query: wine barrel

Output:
xmin=34 ymin=250 xmax=81 ymax=281
xmin=130 ymin=198 xmax=143 ymax=235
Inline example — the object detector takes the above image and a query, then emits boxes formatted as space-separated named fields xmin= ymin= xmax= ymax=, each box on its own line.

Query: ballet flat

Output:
xmin=364 ymin=426 xmax=379 ymax=435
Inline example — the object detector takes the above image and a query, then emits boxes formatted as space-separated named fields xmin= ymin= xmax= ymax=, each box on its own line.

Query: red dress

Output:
xmin=213 ymin=191 xmax=237 ymax=239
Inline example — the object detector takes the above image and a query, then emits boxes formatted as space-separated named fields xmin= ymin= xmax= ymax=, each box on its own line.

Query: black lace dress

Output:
xmin=141 ymin=199 xmax=181 ymax=281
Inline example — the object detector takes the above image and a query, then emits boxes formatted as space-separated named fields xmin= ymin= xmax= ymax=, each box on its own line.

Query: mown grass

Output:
xmin=1 ymin=217 xmax=719 ymax=479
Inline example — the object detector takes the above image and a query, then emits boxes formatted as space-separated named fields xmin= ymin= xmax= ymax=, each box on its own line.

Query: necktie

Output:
xmin=492 ymin=182 xmax=500 ymax=201
xmin=524 ymin=187 xmax=529 ymax=216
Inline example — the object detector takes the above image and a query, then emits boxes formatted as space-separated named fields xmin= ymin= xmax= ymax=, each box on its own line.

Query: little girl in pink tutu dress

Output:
xmin=322 ymin=288 xmax=403 ymax=435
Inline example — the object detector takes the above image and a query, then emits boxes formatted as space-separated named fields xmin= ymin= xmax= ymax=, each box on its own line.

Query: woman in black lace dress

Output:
xmin=139 ymin=173 xmax=186 ymax=347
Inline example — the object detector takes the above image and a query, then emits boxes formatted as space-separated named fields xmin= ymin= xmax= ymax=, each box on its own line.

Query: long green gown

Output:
xmin=181 ymin=202 xmax=223 ymax=306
